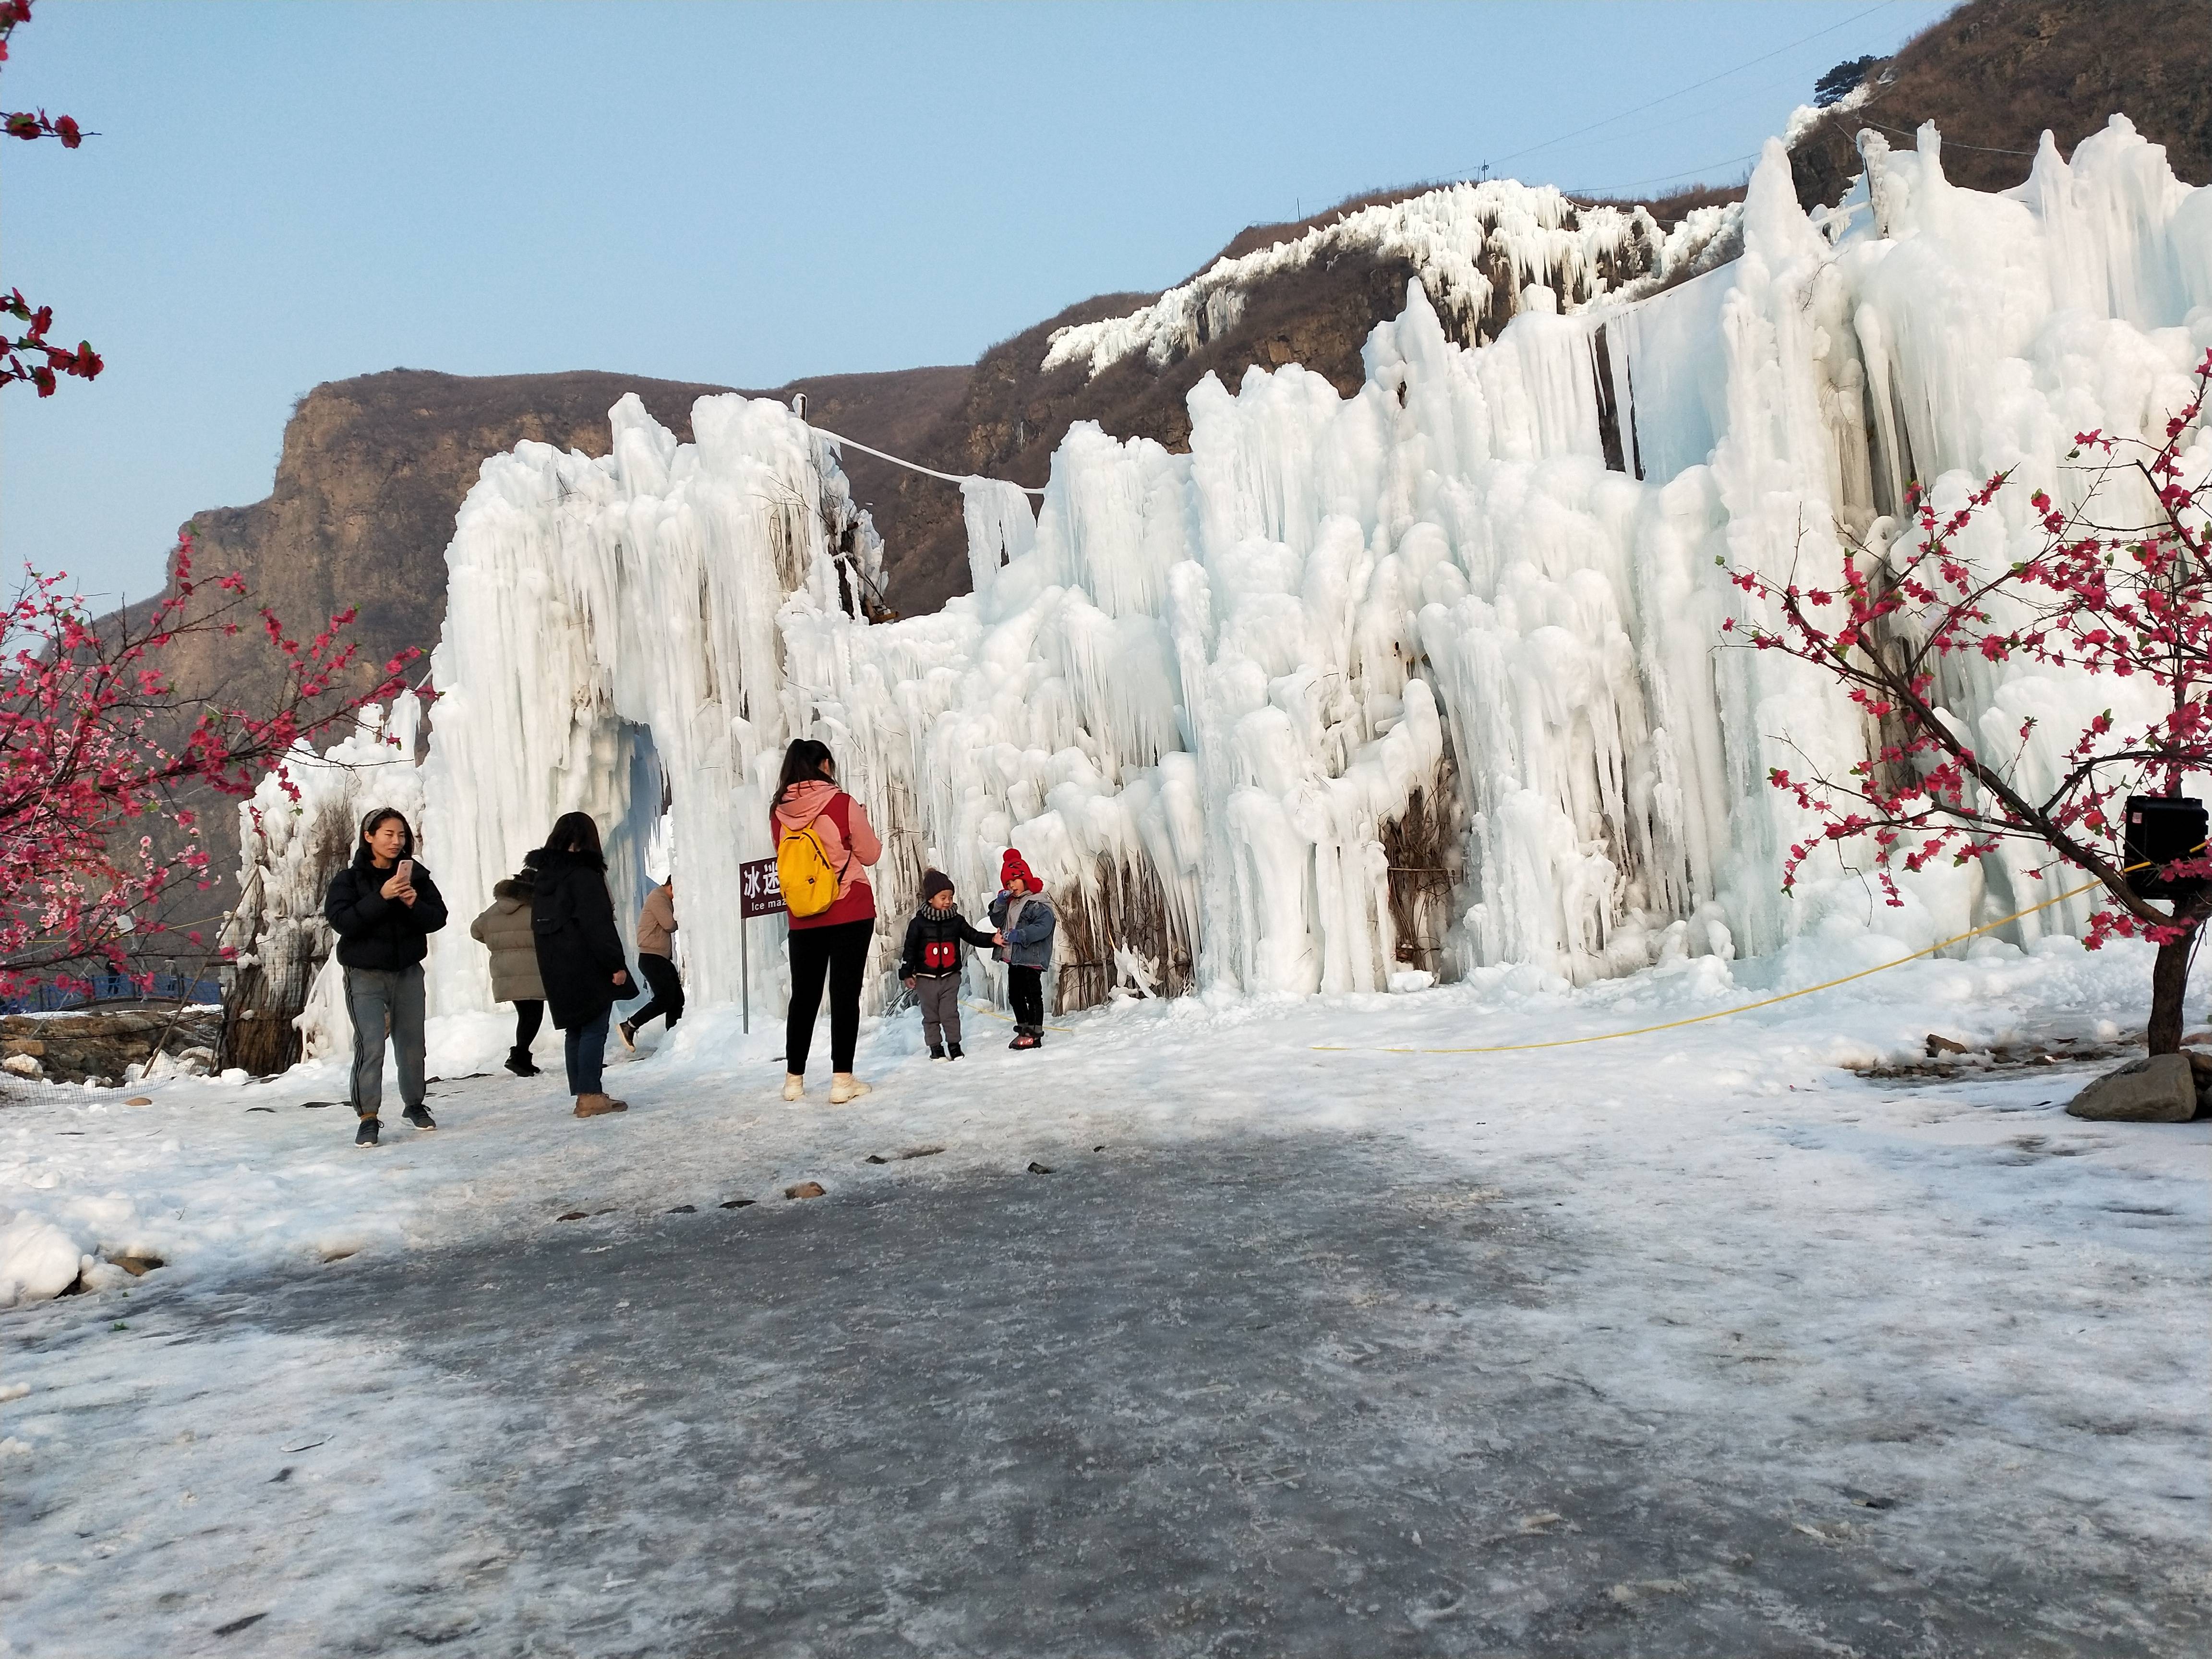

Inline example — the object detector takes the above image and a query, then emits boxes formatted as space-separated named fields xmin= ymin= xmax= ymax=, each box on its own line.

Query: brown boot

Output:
xmin=574 ymin=1093 xmax=628 ymax=1118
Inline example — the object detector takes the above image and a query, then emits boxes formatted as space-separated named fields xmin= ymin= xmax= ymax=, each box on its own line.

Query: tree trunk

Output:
xmin=2147 ymin=925 xmax=2198 ymax=1054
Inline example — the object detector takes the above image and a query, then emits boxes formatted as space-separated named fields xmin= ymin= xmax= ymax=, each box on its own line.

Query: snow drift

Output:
xmin=233 ymin=118 xmax=2212 ymax=1028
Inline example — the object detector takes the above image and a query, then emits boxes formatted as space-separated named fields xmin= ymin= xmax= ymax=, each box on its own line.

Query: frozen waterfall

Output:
xmin=239 ymin=118 xmax=2212 ymax=1033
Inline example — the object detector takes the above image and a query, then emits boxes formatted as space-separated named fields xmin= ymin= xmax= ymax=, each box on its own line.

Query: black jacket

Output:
xmin=325 ymin=849 xmax=448 ymax=971
xmin=897 ymin=903 xmax=997 ymax=980
xmin=531 ymin=847 xmax=631 ymax=1029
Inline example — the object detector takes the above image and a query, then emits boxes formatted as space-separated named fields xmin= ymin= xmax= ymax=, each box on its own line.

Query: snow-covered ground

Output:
xmin=2 ymin=938 xmax=2207 ymax=1655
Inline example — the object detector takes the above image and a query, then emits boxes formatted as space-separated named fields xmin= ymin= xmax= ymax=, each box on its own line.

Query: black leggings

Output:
xmin=632 ymin=952 xmax=684 ymax=1031
xmin=1009 ymin=965 xmax=1045 ymax=1030
xmin=513 ymin=998 xmax=544 ymax=1049
xmin=787 ymin=918 xmax=874 ymax=1074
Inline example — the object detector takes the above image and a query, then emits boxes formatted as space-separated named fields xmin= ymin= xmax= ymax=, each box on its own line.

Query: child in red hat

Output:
xmin=988 ymin=848 xmax=1056 ymax=1049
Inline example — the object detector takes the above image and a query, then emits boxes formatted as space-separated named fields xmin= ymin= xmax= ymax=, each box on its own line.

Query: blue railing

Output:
xmin=0 ymin=974 xmax=224 ymax=1016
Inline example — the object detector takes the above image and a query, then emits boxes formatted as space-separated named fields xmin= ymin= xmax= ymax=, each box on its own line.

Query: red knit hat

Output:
xmin=1000 ymin=848 xmax=1036 ymax=890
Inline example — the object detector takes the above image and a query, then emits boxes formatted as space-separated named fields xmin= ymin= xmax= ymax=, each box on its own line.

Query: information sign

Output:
xmin=740 ymin=857 xmax=785 ymax=919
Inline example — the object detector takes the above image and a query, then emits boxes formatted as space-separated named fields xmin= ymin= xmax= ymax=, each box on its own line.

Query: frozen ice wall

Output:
xmin=418 ymin=395 xmax=883 ymax=1018
xmin=224 ymin=697 xmax=429 ymax=1062
xmin=295 ymin=117 xmax=2207 ymax=1028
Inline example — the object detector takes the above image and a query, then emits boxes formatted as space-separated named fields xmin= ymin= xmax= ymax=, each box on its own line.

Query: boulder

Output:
xmin=2066 ymin=1055 xmax=2199 ymax=1122
xmin=2184 ymin=1050 xmax=2212 ymax=1118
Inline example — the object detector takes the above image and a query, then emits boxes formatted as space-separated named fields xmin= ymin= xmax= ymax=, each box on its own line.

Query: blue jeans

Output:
xmin=564 ymin=1009 xmax=610 ymax=1096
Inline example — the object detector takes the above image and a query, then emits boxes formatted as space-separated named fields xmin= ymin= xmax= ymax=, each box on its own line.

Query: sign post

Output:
xmin=737 ymin=856 xmax=786 ymax=1034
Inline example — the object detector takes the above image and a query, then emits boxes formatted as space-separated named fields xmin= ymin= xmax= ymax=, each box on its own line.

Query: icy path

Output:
xmin=2 ymin=951 xmax=2207 ymax=1656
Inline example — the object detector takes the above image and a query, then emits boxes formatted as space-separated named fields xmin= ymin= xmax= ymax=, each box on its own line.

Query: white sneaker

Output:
xmin=782 ymin=1074 xmax=805 ymax=1102
xmin=829 ymin=1074 xmax=872 ymax=1105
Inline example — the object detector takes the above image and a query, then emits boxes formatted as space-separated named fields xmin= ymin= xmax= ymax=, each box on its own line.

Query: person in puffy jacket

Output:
xmin=771 ymin=738 xmax=881 ymax=1104
xmin=530 ymin=812 xmax=634 ymax=1120
xmin=897 ymin=868 xmax=997 ymax=1061
xmin=323 ymin=807 xmax=448 ymax=1148
xmin=619 ymin=876 xmax=683 ymax=1050
xmin=988 ymin=848 xmax=1056 ymax=1051
xmin=469 ymin=850 xmax=545 ymax=1077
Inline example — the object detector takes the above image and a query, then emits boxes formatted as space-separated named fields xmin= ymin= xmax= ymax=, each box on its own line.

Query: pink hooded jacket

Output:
xmin=770 ymin=780 xmax=882 ymax=928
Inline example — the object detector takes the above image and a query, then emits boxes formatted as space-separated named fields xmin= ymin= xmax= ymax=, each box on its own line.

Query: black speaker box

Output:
xmin=2123 ymin=795 xmax=2207 ymax=900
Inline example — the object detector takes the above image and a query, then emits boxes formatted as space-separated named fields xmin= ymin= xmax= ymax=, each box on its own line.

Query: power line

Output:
xmin=1847 ymin=111 xmax=2041 ymax=157
xmin=1568 ymin=149 xmax=1765 ymax=198
xmin=1452 ymin=0 xmax=1901 ymax=177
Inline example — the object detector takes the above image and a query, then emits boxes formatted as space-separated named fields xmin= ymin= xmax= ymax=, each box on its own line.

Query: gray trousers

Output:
xmin=346 ymin=963 xmax=426 ymax=1119
xmin=916 ymin=975 xmax=962 ymax=1047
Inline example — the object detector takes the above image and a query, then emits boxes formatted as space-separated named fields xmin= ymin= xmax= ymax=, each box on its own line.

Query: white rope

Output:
xmin=810 ymin=425 xmax=1046 ymax=498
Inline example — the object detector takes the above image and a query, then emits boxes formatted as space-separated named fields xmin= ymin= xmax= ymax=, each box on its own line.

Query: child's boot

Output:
xmin=928 ymin=1043 xmax=947 ymax=1061
xmin=947 ymin=1041 xmax=964 ymax=1061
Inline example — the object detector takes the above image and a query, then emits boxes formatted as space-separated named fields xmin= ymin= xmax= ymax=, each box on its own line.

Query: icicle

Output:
xmin=959 ymin=478 xmax=1036 ymax=615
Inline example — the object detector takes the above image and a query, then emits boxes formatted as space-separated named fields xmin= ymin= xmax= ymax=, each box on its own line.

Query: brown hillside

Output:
xmin=1791 ymin=0 xmax=2212 ymax=207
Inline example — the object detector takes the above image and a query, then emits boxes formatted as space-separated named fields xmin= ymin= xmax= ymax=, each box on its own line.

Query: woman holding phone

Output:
xmin=530 ymin=811 xmax=635 ymax=1118
xmin=324 ymin=807 xmax=448 ymax=1148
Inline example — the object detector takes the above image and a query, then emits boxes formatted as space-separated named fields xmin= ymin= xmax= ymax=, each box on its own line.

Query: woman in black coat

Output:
xmin=530 ymin=812 xmax=634 ymax=1118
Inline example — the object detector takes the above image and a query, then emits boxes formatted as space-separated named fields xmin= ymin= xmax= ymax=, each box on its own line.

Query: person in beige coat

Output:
xmin=619 ymin=876 xmax=684 ymax=1049
xmin=470 ymin=854 xmax=548 ymax=1076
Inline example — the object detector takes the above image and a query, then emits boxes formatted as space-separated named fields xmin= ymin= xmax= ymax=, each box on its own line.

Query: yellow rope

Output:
xmin=1311 ymin=871 xmax=2128 ymax=1056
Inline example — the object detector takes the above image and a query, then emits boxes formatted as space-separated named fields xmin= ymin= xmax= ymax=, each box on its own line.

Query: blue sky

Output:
xmin=2 ymin=0 xmax=1950 ymax=602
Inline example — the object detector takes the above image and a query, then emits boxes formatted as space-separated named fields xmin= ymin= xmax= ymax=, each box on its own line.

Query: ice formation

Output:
xmin=1039 ymin=176 xmax=1744 ymax=382
xmin=224 ymin=697 xmax=429 ymax=1060
xmin=232 ymin=118 xmax=2212 ymax=1034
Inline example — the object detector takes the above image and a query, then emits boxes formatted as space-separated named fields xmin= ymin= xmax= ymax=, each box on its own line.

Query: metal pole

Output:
xmin=741 ymin=914 xmax=750 ymax=1034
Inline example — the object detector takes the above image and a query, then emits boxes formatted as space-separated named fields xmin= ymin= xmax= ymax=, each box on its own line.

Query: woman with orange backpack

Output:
xmin=771 ymin=738 xmax=881 ymax=1104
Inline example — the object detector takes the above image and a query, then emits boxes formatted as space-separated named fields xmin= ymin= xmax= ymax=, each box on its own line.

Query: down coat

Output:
xmin=469 ymin=873 xmax=546 ymax=1003
xmin=530 ymin=847 xmax=631 ymax=1030
xmin=897 ymin=904 xmax=998 ymax=981
xmin=325 ymin=848 xmax=448 ymax=971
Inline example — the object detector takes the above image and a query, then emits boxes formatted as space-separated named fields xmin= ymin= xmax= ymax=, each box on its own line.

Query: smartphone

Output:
xmin=396 ymin=858 xmax=414 ymax=886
